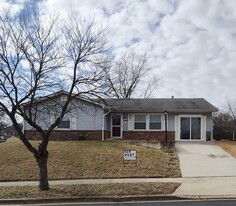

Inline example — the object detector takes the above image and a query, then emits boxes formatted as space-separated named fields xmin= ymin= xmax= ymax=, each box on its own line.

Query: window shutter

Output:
xmin=201 ymin=116 xmax=206 ymax=140
xmin=71 ymin=113 xmax=77 ymax=130
xmin=128 ymin=114 xmax=133 ymax=130
xmin=175 ymin=116 xmax=180 ymax=140
xmin=161 ymin=114 xmax=165 ymax=130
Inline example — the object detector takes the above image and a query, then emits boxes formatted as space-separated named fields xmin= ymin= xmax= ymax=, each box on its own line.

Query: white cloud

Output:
xmin=152 ymin=0 xmax=236 ymax=109
xmin=4 ymin=0 xmax=236 ymax=109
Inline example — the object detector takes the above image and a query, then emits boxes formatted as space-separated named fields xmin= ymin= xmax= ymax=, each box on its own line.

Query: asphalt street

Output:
xmin=9 ymin=200 xmax=236 ymax=206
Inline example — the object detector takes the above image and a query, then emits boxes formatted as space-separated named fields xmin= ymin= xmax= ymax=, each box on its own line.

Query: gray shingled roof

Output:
xmin=104 ymin=98 xmax=218 ymax=113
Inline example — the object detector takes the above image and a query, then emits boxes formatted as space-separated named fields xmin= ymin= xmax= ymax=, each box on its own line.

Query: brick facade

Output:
xmin=123 ymin=131 xmax=175 ymax=141
xmin=24 ymin=130 xmax=110 ymax=141
xmin=24 ymin=130 xmax=175 ymax=141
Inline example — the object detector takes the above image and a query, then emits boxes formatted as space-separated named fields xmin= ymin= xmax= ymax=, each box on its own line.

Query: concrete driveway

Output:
xmin=176 ymin=141 xmax=236 ymax=177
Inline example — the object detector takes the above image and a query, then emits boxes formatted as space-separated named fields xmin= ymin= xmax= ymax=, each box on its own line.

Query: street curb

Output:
xmin=0 ymin=195 xmax=188 ymax=204
xmin=1 ymin=195 xmax=236 ymax=204
xmin=177 ymin=195 xmax=236 ymax=200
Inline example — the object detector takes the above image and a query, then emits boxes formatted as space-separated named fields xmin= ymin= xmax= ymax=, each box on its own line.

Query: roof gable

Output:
xmin=23 ymin=90 xmax=104 ymax=108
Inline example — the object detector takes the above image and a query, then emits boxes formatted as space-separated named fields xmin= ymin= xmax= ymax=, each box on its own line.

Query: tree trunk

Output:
xmin=36 ymin=152 xmax=49 ymax=191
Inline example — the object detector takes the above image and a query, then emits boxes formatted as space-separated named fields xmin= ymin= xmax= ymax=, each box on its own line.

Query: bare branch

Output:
xmin=0 ymin=8 xmax=110 ymax=191
xmin=105 ymin=52 xmax=161 ymax=99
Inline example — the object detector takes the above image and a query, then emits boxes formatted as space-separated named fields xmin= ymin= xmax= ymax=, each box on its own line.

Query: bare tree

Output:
xmin=0 ymin=8 xmax=109 ymax=191
xmin=227 ymin=101 xmax=236 ymax=140
xmin=105 ymin=52 xmax=161 ymax=99
xmin=213 ymin=111 xmax=234 ymax=140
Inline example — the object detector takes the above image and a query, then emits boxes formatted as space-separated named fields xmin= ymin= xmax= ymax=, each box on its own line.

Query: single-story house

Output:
xmin=24 ymin=91 xmax=218 ymax=141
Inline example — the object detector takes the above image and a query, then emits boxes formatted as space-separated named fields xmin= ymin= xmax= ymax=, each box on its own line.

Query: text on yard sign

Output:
xmin=124 ymin=150 xmax=137 ymax=161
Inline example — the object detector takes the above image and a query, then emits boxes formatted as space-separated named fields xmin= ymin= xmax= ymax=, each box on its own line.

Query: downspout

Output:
xmin=164 ymin=110 xmax=168 ymax=144
xmin=102 ymin=109 xmax=111 ymax=141
xmin=211 ymin=112 xmax=214 ymax=141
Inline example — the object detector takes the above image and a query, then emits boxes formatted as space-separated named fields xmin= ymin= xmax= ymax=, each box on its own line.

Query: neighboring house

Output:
xmin=2 ymin=125 xmax=21 ymax=138
xmin=24 ymin=91 xmax=218 ymax=141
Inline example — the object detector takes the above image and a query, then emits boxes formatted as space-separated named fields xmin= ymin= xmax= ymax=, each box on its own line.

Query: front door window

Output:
xmin=112 ymin=115 xmax=122 ymax=137
xmin=180 ymin=117 xmax=201 ymax=140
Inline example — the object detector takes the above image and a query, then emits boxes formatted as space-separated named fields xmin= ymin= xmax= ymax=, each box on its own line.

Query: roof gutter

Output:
xmin=109 ymin=109 xmax=218 ymax=113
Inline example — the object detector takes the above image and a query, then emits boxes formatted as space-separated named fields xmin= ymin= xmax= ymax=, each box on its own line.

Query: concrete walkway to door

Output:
xmin=176 ymin=141 xmax=236 ymax=177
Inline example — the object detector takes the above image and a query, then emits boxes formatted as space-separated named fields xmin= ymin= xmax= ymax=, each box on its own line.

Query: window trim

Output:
xmin=179 ymin=114 xmax=203 ymax=140
xmin=110 ymin=114 xmax=123 ymax=138
xmin=149 ymin=114 xmax=162 ymax=130
xmin=57 ymin=113 xmax=71 ymax=130
xmin=133 ymin=113 xmax=163 ymax=131
xmin=134 ymin=114 xmax=146 ymax=130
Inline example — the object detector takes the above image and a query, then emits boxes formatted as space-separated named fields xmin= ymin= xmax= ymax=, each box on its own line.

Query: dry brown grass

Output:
xmin=0 ymin=182 xmax=180 ymax=198
xmin=215 ymin=140 xmax=236 ymax=157
xmin=0 ymin=138 xmax=181 ymax=181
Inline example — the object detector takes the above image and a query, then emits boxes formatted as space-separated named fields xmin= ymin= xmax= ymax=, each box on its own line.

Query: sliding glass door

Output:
xmin=191 ymin=117 xmax=201 ymax=140
xmin=180 ymin=117 xmax=201 ymax=140
xmin=180 ymin=117 xmax=190 ymax=139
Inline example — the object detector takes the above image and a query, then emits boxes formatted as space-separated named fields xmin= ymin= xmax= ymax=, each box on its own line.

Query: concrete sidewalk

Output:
xmin=174 ymin=176 xmax=236 ymax=197
xmin=0 ymin=178 xmax=179 ymax=187
xmin=1 ymin=177 xmax=236 ymax=197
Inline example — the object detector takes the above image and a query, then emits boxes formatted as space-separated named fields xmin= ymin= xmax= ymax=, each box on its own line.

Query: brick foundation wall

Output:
xmin=123 ymin=131 xmax=175 ymax=141
xmin=25 ymin=130 xmax=175 ymax=141
xmin=24 ymin=130 xmax=110 ymax=141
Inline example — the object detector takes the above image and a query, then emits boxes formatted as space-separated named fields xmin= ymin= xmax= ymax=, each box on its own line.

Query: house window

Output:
xmin=150 ymin=115 xmax=161 ymax=130
xmin=134 ymin=114 xmax=146 ymax=129
xmin=58 ymin=113 xmax=70 ymax=129
xmin=61 ymin=95 xmax=67 ymax=102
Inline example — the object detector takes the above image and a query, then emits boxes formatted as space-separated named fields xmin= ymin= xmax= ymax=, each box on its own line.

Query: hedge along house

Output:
xmin=23 ymin=91 xmax=218 ymax=141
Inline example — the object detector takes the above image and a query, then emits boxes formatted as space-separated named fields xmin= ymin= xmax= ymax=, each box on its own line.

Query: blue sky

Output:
xmin=2 ymin=0 xmax=236 ymax=109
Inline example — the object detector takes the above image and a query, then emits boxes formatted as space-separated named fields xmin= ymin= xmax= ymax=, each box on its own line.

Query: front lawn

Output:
xmin=0 ymin=182 xmax=181 ymax=198
xmin=0 ymin=138 xmax=181 ymax=181
xmin=215 ymin=140 xmax=236 ymax=157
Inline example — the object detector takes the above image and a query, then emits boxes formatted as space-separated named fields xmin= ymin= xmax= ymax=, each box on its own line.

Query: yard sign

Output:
xmin=124 ymin=150 xmax=137 ymax=160
xmin=123 ymin=150 xmax=137 ymax=167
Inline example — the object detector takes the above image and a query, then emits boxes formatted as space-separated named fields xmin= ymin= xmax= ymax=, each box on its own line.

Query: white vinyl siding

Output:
xmin=24 ymin=96 xmax=103 ymax=131
xmin=201 ymin=116 xmax=206 ymax=140
xmin=71 ymin=113 xmax=77 ymax=130
xmin=175 ymin=116 xmax=180 ymax=140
